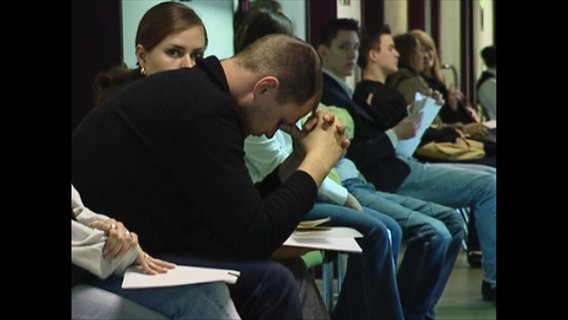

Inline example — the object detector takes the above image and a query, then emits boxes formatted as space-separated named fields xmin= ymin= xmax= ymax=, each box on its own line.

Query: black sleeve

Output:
xmin=347 ymin=133 xmax=396 ymax=171
xmin=171 ymin=114 xmax=318 ymax=258
xmin=254 ymin=166 xmax=281 ymax=198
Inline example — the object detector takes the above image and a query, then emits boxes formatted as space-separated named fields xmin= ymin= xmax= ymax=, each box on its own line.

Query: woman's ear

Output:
xmin=135 ymin=44 xmax=146 ymax=67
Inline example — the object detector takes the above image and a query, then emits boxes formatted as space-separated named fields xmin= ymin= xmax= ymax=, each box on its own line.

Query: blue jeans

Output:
xmin=72 ymin=284 xmax=168 ymax=319
xmin=398 ymin=158 xmax=496 ymax=288
xmin=95 ymin=257 xmax=301 ymax=320
xmin=93 ymin=277 xmax=239 ymax=319
xmin=305 ymin=202 xmax=403 ymax=320
xmin=343 ymin=178 xmax=463 ymax=320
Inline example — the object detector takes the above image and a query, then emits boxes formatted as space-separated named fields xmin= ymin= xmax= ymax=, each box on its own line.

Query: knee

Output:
xmin=366 ymin=223 xmax=396 ymax=248
xmin=474 ymin=174 xmax=496 ymax=198
xmin=446 ymin=212 xmax=466 ymax=237
xmin=423 ymin=220 xmax=453 ymax=245
xmin=388 ymin=223 xmax=403 ymax=245
xmin=260 ymin=261 xmax=297 ymax=291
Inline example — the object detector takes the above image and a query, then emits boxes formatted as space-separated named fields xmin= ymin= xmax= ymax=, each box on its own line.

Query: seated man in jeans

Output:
xmin=316 ymin=18 xmax=497 ymax=311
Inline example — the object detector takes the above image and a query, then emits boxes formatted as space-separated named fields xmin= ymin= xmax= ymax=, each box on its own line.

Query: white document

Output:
xmin=482 ymin=120 xmax=496 ymax=129
xmin=283 ymin=227 xmax=363 ymax=253
xmin=292 ymin=226 xmax=363 ymax=238
xmin=122 ymin=265 xmax=240 ymax=289
xmin=396 ymin=92 xmax=442 ymax=158
xmin=297 ymin=217 xmax=331 ymax=229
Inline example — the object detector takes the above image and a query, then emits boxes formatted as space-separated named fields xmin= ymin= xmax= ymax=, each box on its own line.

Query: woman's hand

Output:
xmin=89 ymin=218 xmax=137 ymax=259
xmin=427 ymin=89 xmax=445 ymax=106
xmin=135 ymin=248 xmax=176 ymax=275
xmin=392 ymin=115 xmax=421 ymax=140
xmin=89 ymin=218 xmax=176 ymax=274
xmin=447 ymin=87 xmax=465 ymax=111
xmin=464 ymin=123 xmax=489 ymax=136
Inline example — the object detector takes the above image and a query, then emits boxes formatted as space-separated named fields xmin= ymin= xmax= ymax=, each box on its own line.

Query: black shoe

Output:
xmin=482 ymin=280 xmax=496 ymax=301
xmin=467 ymin=250 xmax=482 ymax=267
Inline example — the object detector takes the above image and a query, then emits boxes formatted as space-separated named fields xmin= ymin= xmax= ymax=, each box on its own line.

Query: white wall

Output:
xmin=438 ymin=0 xmax=494 ymax=95
xmin=122 ymin=0 xmax=234 ymax=68
xmin=121 ymin=0 xmax=158 ymax=68
xmin=384 ymin=0 xmax=408 ymax=36
xmin=279 ymin=0 xmax=307 ymax=41
xmin=473 ymin=0 xmax=494 ymax=79
xmin=232 ymin=0 xmax=306 ymax=41
xmin=439 ymin=0 xmax=461 ymax=88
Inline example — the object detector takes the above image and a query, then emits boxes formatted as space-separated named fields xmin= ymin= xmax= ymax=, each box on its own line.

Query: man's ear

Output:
xmin=317 ymin=45 xmax=328 ymax=61
xmin=368 ymin=48 xmax=378 ymax=63
xmin=252 ymin=76 xmax=279 ymax=98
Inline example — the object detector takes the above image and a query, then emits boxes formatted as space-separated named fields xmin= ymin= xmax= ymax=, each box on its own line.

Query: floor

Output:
xmin=433 ymin=248 xmax=496 ymax=319
xmin=315 ymin=247 xmax=496 ymax=319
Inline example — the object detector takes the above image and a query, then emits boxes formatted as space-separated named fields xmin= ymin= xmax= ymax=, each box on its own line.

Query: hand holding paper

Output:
xmin=392 ymin=114 xmax=422 ymax=141
xmin=396 ymin=92 xmax=442 ymax=158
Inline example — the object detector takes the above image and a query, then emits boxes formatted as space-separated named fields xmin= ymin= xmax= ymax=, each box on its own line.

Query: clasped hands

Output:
xmin=280 ymin=107 xmax=350 ymax=159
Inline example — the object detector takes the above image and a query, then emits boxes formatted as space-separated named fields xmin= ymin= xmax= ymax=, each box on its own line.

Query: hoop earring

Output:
xmin=140 ymin=67 xmax=147 ymax=76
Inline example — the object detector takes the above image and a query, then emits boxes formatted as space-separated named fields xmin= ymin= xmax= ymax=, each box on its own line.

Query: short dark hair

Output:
xmin=481 ymin=46 xmax=496 ymax=68
xmin=358 ymin=25 xmax=392 ymax=68
xmin=316 ymin=18 xmax=359 ymax=48
xmin=236 ymin=34 xmax=322 ymax=106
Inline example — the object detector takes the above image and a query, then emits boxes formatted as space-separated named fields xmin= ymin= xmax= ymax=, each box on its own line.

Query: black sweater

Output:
xmin=72 ymin=56 xmax=317 ymax=259
xmin=321 ymin=74 xmax=410 ymax=193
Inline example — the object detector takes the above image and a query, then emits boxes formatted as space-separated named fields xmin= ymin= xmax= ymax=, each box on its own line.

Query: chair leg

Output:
xmin=321 ymin=261 xmax=335 ymax=314
xmin=336 ymin=253 xmax=347 ymax=294
xmin=458 ymin=207 xmax=470 ymax=250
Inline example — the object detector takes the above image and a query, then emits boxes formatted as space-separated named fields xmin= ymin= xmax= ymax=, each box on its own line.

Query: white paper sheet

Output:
xmin=122 ymin=265 xmax=240 ymax=289
xmin=283 ymin=236 xmax=362 ymax=253
xmin=297 ymin=217 xmax=331 ymax=229
xmin=291 ymin=226 xmax=363 ymax=238
xmin=482 ymin=120 xmax=496 ymax=129
xmin=396 ymin=92 xmax=442 ymax=158
xmin=283 ymin=227 xmax=363 ymax=253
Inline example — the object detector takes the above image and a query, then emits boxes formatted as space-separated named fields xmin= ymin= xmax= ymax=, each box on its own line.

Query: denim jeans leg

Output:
xmin=139 ymin=256 xmax=303 ymax=320
xmin=396 ymin=159 xmax=496 ymax=286
xmin=306 ymin=202 xmax=403 ymax=320
xmin=93 ymin=276 xmax=240 ymax=319
xmin=344 ymin=178 xmax=463 ymax=320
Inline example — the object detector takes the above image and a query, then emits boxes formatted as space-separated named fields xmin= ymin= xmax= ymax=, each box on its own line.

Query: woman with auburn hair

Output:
xmin=93 ymin=1 xmax=208 ymax=105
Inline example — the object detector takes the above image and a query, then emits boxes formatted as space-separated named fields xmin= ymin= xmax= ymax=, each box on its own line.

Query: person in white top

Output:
xmin=476 ymin=46 xmax=497 ymax=120
xmin=71 ymin=184 xmax=240 ymax=319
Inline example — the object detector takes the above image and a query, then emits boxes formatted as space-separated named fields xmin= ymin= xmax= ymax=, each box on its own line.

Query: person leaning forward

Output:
xmin=72 ymin=34 xmax=349 ymax=319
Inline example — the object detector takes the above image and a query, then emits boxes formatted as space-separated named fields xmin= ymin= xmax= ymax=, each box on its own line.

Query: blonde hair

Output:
xmin=409 ymin=29 xmax=444 ymax=83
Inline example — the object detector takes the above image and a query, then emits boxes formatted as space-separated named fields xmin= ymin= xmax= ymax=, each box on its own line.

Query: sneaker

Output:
xmin=467 ymin=250 xmax=482 ymax=267
xmin=482 ymin=280 xmax=496 ymax=301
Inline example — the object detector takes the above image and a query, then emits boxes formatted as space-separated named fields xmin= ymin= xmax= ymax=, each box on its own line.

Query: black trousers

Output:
xmin=163 ymin=255 xmax=303 ymax=320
